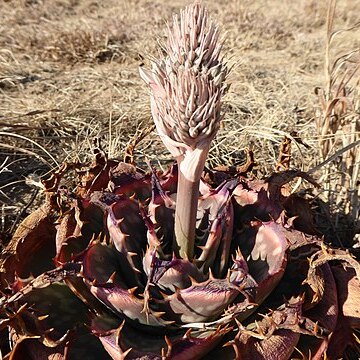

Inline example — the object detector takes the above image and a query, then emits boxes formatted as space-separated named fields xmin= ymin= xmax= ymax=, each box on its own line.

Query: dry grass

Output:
xmin=0 ymin=0 xmax=359 ymax=249
xmin=311 ymin=0 xmax=360 ymax=247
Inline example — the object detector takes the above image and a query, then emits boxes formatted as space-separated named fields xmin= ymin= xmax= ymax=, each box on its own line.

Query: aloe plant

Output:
xmin=1 ymin=2 xmax=359 ymax=359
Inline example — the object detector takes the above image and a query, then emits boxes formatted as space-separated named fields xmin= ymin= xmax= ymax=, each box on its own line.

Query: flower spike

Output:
xmin=140 ymin=1 xmax=229 ymax=259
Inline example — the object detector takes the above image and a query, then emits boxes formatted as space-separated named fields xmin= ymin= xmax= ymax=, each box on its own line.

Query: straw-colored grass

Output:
xmin=1 ymin=0 xmax=359 ymax=249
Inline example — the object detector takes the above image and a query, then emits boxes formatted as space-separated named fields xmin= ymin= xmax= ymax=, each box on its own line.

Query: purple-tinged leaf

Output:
xmin=161 ymin=278 xmax=242 ymax=324
xmin=235 ymin=221 xmax=288 ymax=305
xmin=93 ymin=315 xmax=230 ymax=360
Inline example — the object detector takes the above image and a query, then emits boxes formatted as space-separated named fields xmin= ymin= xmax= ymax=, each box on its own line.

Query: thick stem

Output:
xmin=173 ymin=169 xmax=200 ymax=260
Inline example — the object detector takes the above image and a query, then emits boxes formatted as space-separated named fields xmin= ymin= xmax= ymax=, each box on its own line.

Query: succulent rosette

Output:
xmin=1 ymin=2 xmax=359 ymax=360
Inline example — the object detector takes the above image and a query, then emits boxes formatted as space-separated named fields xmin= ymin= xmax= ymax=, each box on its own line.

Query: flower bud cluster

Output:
xmin=140 ymin=1 xmax=229 ymax=158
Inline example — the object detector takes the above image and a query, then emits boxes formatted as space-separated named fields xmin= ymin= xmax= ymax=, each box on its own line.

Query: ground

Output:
xmin=0 ymin=0 xmax=359 ymax=248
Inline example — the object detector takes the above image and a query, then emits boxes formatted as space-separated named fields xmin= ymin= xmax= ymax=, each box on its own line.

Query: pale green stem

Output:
xmin=173 ymin=168 xmax=200 ymax=260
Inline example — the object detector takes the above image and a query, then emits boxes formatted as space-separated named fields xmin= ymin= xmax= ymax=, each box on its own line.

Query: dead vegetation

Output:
xmin=0 ymin=0 xmax=359 ymax=249
xmin=311 ymin=0 xmax=360 ymax=247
